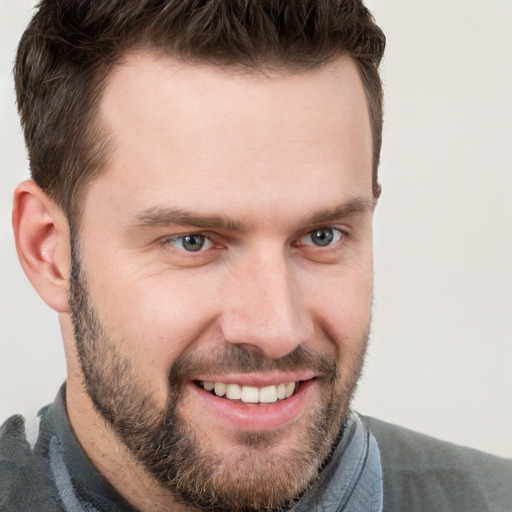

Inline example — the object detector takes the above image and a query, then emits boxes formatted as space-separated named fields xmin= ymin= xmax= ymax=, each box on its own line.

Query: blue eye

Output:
xmin=169 ymin=234 xmax=213 ymax=252
xmin=300 ymin=228 xmax=343 ymax=247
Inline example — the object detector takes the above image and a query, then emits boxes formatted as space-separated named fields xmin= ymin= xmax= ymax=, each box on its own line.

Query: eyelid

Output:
xmin=296 ymin=227 xmax=346 ymax=247
xmin=162 ymin=232 xmax=215 ymax=252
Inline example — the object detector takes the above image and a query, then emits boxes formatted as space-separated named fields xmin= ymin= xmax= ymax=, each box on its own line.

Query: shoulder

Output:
xmin=0 ymin=414 xmax=61 ymax=512
xmin=361 ymin=415 xmax=512 ymax=512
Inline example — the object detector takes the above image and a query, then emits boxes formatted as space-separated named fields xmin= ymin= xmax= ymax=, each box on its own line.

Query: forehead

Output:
xmin=88 ymin=52 xmax=373 ymax=225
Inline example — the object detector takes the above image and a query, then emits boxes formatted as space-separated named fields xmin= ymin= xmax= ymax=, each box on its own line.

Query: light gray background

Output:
xmin=1 ymin=0 xmax=511 ymax=457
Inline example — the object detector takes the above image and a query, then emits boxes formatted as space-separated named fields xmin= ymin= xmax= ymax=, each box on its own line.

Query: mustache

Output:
xmin=167 ymin=344 xmax=339 ymax=388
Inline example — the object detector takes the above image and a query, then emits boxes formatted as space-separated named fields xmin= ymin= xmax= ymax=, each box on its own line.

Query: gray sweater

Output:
xmin=362 ymin=416 xmax=512 ymax=512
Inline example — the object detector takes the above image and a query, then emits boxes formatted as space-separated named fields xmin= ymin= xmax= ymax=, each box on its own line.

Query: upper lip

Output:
xmin=192 ymin=371 xmax=318 ymax=387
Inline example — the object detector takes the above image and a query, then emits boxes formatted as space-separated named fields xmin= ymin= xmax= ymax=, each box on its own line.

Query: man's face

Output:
xmin=70 ymin=53 xmax=375 ymax=511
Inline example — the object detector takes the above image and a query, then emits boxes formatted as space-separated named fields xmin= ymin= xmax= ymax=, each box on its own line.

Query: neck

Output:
xmin=65 ymin=374 xmax=191 ymax=512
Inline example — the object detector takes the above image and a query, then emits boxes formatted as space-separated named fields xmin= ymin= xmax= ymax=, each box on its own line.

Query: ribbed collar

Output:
xmin=38 ymin=385 xmax=137 ymax=511
xmin=291 ymin=413 xmax=383 ymax=512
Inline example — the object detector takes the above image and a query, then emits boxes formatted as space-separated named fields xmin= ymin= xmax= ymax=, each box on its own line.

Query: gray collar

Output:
xmin=43 ymin=387 xmax=382 ymax=512
xmin=291 ymin=413 xmax=383 ymax=512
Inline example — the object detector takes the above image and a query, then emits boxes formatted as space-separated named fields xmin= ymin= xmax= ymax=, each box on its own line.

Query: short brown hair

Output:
xmin=15 ymin=0 xmax=385 ymax=227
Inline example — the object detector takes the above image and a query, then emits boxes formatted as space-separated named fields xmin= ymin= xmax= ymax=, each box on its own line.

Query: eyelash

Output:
xmin=165 ymin=233 xmax=215 ymax=252
xmin=160 ymin=226 xmax=348 ymax=257
xmin=294 ymin=227 xmax=346 ymax=248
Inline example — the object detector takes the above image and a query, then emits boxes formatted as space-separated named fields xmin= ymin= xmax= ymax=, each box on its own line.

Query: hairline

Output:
xmin=69 ymin=48 xmax=378 ymax=231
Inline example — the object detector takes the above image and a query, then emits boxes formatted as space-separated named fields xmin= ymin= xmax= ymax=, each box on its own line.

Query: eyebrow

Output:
xmin=133 ymin=197 xmax=374 ymax=232
xmin=302 ymin=198 xmax=375 ymax=226
xmin=134 ymin=207 xmax=249 ymax=231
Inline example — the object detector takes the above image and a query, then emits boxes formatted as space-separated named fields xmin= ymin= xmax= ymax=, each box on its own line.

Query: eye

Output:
xmin=299 ymin=228 xmax=343 ymax=247
xmin=168 ymin=234 xmax=213 ymax=252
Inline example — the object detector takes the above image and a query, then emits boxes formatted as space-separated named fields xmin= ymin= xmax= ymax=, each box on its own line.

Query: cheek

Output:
xmin=337 ymin=269 xmax=373 ymax=326
xmin=87 ymin=267 xmax=222 ymax=384
xmin=302 ymin=258 xmax=373 ymax=343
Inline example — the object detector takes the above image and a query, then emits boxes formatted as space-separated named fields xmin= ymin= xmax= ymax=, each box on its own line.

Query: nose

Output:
xmin=219 ymin=247 xmax=312 ymax=359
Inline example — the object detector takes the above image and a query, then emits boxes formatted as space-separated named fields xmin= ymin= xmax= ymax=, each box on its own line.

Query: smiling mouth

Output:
xmin=194 ymin=380 xmax=307 ymax=405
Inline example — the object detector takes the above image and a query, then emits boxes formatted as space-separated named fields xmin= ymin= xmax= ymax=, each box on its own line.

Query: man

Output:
xmin=1 ymin=1 xmax=511 ymax=511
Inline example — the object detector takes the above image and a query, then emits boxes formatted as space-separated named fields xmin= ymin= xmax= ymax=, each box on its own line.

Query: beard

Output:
xmin=69 ymin=236 xmax=370 ymax=512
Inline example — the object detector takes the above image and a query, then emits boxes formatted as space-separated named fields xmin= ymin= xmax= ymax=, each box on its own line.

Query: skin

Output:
xmin=13 ymin=52 xmax=376 ymax=511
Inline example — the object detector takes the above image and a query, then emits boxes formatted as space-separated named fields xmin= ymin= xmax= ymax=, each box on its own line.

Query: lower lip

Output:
xmin=189 ymin=380 xmax=316 ymax=431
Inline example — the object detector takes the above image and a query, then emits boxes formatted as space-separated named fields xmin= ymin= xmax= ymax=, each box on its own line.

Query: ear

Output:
xmin=374 ymin=182 xmax=382 ymax=202
xmin=12 ymin=180 xmax=71 ymax=313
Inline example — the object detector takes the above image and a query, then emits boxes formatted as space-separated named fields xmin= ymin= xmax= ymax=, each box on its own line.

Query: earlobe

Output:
xmin=12 ymin=180 xmax=71 ymax=313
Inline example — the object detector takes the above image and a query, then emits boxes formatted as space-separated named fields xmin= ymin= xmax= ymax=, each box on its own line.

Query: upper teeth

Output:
xmin=202 ymin=381 xmax=297 ymax=404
